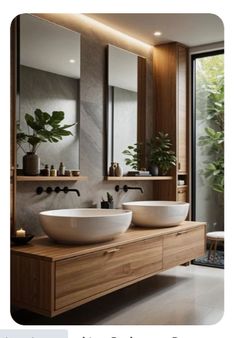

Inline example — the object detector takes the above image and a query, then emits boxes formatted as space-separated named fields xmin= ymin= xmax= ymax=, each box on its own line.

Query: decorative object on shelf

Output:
xmin=108 ymin=162 xmax=117 ymax=176
xmin=11 ymin=233 xmax=34 ymax=245
xmin=11 ymin=227 xmax=34 ymax=245
xmin=101 ymin=192 xmax=114 ymax=209
xmin=50 ymin=165 xmax=57 ymax=176
xmin=41 ymin=164 xmax=50 ymax=176
xmin=127 ymin=171 xmax=139 ymax=176
xmin=16 ymin=228 xmax=26 ymax=237
xmin=149 ymin=164 xmax=159 ymax=176
xmin=147 ymin=132 xmax=176 ymax=175
xmin=122 ymin=143 xmax=142 ymax=171
xmin=138 ymin=169 xmax=151 ymax=177
xmin=115 ymin=163 xmax=123 ymax=177
xmin=65 ymin=169 xmax=72 ymax=176
xmin=23 ymin=152 xmax=40 ymax=176
xmin=126 ymin=170 xmax=151 ymax=177
xmin=58 ymin=162 xmax=66 ymax=176
xmin=71 ymin=170 xmax=80 ymax=176
xmin=17 ymin=109 xmax=77 ymax=176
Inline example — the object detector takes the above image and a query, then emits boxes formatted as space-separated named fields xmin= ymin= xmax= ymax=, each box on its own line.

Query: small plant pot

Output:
xmin=149 ymin=164 xmax=159 ymax=176
xmin=101 ymin=201 xmax=113 ymax=209
xmin=23 ymin=152 xmax=40 ymax=176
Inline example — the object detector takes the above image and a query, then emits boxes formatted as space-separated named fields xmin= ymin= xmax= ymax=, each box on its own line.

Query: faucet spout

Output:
xmin=123 ymin=185 xmax=144 ymax=193
xmin=63 ymin=187 xmax=80 ymax=196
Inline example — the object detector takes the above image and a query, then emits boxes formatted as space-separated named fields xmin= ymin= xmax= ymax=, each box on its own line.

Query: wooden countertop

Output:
xmin=11 ymin=221 xmax=205 ymax=262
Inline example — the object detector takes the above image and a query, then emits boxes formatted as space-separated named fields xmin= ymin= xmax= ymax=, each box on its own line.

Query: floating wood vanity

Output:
xmin=11 ymin=221 xmax=205 ymax=317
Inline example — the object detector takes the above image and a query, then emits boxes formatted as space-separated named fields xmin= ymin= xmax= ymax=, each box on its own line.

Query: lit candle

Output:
xmin=16 ymin=228 xmax=26 ymax=237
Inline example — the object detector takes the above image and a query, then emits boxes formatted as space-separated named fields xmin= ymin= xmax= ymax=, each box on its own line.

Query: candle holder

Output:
xmin=11 ymin=234 xmax=34 ymax=245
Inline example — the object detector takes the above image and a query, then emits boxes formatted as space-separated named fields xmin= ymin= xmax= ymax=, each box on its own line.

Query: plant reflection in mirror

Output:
xmin=122 ymin=143 xmax=142 ymax=171
xmin=17 ymin=108 xmax=77 ymax=154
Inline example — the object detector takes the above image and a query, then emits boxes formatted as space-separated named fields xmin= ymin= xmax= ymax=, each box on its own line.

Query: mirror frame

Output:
xmin=106 ymin=45 xmax=146 ymax=175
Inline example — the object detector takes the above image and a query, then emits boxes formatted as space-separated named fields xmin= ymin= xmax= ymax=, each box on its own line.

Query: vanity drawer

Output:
xmin=55 ymin=237 xmax=162 ymax=310
xmin=163 ymin=225 xmax=205 ymax=269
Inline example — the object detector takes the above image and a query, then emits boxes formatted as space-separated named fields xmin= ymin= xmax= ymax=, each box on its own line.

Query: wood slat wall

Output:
xmin=152 ymin=42 xmax=188 ymax=202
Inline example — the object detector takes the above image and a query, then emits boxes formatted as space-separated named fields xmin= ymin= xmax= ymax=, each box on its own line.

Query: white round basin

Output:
xmin=122 ymin=201 xmax=189 ymax=227
xmin=39 ymin=208 xmax=132 ymax=244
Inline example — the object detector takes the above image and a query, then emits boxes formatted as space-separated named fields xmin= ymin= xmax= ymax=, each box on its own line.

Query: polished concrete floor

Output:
xmin=12 ymin=264 xmax=224 ymax=325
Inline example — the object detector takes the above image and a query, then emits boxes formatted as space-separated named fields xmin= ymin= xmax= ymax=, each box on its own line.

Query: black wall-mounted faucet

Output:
xmin=55 ymin=186 xmax=80 ymax=196
xmin=36 ymin=186 xmax=80 ymax=196
xmin=115 ymin=184 xmax=144 ymax=194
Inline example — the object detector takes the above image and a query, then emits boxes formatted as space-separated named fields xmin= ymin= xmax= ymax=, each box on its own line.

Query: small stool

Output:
xmin=206 ymin=231 xmax=224 ymax=261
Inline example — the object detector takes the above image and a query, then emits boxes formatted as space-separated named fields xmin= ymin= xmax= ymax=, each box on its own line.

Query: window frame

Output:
xmin=191 ymin=49 xmax=224 ymax=220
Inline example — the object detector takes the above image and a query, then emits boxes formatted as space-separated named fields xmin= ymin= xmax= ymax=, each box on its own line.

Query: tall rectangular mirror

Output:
xmin=17 ymin=14 xmax=80 ymax=171
xmin=107 ymin=45 xmax=146 ymax=175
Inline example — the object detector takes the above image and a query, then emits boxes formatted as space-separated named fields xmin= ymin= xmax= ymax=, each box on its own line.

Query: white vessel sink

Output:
xmin=39 ymin=208 xmax=132 ymax=244
xmin=122 ymin=201 xmax=189 ymax=227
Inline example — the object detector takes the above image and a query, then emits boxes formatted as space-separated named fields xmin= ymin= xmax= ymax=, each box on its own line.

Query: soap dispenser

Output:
xmin=50 ymin=165 xmax=57 ymax=176
xmin=58 ymin=162 xmax=65 ymax=176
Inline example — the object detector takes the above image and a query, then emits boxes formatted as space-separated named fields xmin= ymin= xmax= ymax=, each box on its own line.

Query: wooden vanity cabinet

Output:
xmin=55 ymin=237 xmax=162 ymax=311
xmin=163 ymin=225 xmax=205 ymax=269
xmin=11 ymin=221 xmax=205 ymax=317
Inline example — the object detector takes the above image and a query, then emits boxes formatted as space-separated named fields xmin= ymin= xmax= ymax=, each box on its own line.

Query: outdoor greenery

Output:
xmin=147 ymin=132 xmax=176 ymax=175
xmin=196 ymin=54 xmax=224 ymax=193
xmin=17 ymin=109 xmax=76 ymax=154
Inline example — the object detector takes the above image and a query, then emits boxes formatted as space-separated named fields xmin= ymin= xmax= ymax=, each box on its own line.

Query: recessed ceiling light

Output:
xmin=154 ymin=31 xmax=162 ymax=36
xmin=69 ymin=59 xmax=76 ymax=63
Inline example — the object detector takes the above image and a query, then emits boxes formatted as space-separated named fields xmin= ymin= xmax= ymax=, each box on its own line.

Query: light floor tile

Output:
xmin=12 ymin=264 xmax=224 ymax=325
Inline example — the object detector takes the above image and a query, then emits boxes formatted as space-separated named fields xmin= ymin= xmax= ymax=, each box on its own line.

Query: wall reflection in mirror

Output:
xmin=107 ymin=45 xmax=145 ymax=175
xmin=17 ymin=14 xmax=80 ymax=172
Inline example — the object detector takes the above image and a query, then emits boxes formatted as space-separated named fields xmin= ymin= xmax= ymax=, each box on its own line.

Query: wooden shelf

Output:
xmin=177 ymin=185 xmax=188 ymax=189
xmin=105 ymin=176 xmax=173 ymax=181
xmin=16 ymin=176 xmax=88 ymax=182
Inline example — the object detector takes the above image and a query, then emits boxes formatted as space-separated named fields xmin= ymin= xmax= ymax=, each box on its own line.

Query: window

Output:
xmin=191 ymin=50 xmax=224 ymax=232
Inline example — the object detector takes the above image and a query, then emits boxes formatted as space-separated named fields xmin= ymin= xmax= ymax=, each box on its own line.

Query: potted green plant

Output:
xmin=101 ymin=192 xmax=114 ymax=209
xmin=17 ymin=108 xmax=76 ymax=175
xmin=148 ymin=132 xmax=176 ymax=175
xmin=122 ymin=143 xmax=142 ymax=173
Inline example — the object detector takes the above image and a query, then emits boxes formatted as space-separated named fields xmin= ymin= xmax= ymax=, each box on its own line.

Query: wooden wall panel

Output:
xmin=153 ymin=42 xmax=188 ymax=201
xmin=177 ymin=45 xmax=187 ymax=173
xmin=153 ymin=43 xmax=178 ymax=200
xmin=138 ymin=56 xmax=147 ymax=168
